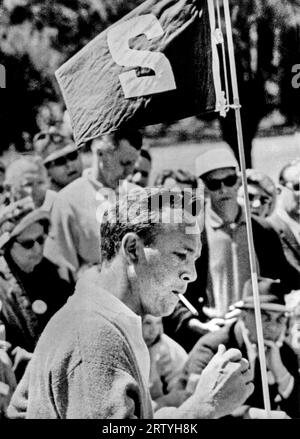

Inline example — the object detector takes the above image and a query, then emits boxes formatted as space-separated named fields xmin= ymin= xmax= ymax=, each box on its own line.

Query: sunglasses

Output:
xmin=261 ymin=312 xmax=287 ymax=325
xmin=248 ymin=193 xmax=271 ymax=205
xmin=46 ymin=150 xmax=79 ymax=168
xmin=284 ymin=182 xmax=300 ymax=192
xmin=16 ymin=234 xmax=46 ymax=250
xmin=205 ymin=174 xmax=238 ymax=191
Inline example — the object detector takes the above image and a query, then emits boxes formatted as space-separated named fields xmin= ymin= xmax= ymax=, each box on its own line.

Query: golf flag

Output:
xmin=55 ymin=0 xmax=225 ymax=146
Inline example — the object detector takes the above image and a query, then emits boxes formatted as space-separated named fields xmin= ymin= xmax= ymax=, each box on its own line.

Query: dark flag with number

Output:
xmin=55 ymin=0 xmax=224 ymax=146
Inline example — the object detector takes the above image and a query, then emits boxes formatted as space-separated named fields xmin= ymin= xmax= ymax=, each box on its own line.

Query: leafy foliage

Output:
xmin=0 ymin=0 xmax=299 ymax=152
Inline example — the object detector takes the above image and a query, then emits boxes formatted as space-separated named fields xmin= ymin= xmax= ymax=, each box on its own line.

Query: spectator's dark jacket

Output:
xmin=180 ymin=322 xmax=300 ymax=418
xmin=268 ymin=213 xmax=300 ymax=274
xmin=0 ymin=254 xmax=73 ymax=369
xmin=163 ymin=216 xmax=300 ymax=352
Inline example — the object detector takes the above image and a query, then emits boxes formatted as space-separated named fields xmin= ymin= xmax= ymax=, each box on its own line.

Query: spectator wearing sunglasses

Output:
xmin=268 ymin=158 xmax=300 ymax=273
xmin=163 ymin=147 xmax=300 ymax=352
xmin=237 ymin=169 xmax=277 ymax=219
xmin=33 ymin=129 xmax=83 ymax=192
xmin=44 ymin=129 xmax=142 ymax=280
xmin=0 ymin=197 xmax=73 ymax=382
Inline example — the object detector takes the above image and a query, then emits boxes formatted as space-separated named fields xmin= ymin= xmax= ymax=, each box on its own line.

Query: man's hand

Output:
xmin=189 ymin=306 xmax=242 ymax=334
xmin=264 ymin=340 xmax=288 ymax=382
xmin=190 ymin=344 xmax=254 ymax=418
xmin=189 ymin=318 xmax=225 ymax=334
xmin=11 ymin=347 xmax=33 ymax=372
xmin=0 ymin=341 xmax=11 ymax=352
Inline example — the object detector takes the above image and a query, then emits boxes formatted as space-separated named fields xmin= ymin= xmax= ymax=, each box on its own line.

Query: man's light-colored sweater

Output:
xmin=8 ymin=267 xmax=153 ymax=419
xmin=44 ymin=171 xmax=105 ymax=275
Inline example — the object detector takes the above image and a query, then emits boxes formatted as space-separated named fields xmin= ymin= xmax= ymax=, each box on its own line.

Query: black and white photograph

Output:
xmin=0 ymin=0 xmax=299 ymax=428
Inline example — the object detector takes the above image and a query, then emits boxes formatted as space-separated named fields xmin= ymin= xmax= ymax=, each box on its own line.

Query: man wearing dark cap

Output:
xmin=44 ymin=129 xmax=142 ymax=279
xmin=33 ymin=129 xmax=83 ymax=192
xmin=180 ymin=277 xmax=300 ymax=418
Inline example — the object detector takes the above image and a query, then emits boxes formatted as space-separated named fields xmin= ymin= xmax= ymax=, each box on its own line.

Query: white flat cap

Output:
xmin=195 ymin=146 xmax=239 ymax=178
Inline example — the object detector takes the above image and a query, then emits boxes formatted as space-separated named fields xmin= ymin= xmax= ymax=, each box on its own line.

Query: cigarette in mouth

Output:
xmin=178 ymin=294 xmax=199 ymax=316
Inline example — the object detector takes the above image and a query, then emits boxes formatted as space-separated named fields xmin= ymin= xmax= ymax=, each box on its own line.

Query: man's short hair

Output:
xmin=109 ymin=128 xmax=143 ymax=151
xmin=100 ymin=187 xmax=201 ymax=262
xmin=279 ymin=158 xmax=300 ymax=186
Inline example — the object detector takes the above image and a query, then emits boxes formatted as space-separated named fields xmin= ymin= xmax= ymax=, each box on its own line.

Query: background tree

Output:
xmin=0 ymin=0 xmax=299 ymax=156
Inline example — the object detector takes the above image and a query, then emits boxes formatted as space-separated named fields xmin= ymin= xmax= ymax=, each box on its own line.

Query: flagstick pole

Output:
xmin=222 ymin=0 xmax=272 ymax=417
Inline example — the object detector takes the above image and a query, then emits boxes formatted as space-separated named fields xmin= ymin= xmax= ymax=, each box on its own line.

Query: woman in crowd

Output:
xmin=0 ymin=197 xmax=73 ymax=382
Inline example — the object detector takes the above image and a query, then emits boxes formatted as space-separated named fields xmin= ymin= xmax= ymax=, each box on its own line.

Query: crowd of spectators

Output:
xmin=0 ymin=126 xmax=299 ymax=419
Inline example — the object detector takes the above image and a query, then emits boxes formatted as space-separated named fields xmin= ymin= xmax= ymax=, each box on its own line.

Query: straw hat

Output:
xmin=0 ymin=197 xmax=50 ymax=249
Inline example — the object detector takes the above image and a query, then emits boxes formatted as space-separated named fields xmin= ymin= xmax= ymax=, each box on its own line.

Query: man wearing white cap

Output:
xmin=164 ymin=146 xmax=300 ymax=352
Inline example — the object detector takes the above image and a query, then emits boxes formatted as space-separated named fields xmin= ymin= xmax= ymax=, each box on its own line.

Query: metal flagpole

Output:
xmin=221 ymin=0 xmax=272 ymax=417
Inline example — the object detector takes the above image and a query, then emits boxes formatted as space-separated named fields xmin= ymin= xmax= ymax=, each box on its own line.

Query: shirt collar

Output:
xmin=206 ymin=204 xmax=246 ymax=230
xmin=82 ymin=167 xmax=105 ymax=192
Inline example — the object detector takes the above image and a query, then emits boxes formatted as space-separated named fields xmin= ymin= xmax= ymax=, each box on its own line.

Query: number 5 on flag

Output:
xmin=107 ymin=14 xmax=177 ymax=99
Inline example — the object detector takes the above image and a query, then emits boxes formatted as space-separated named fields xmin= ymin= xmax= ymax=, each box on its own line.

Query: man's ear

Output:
xmin=121 ymin=232 xmax=143 ymax=264
xmin=277 ymin=185 xmax=282 ymax=195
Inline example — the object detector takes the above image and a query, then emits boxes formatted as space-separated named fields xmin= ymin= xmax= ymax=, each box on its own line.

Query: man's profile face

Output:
xmin=203 ymin=167 xmax=240 ymax=210
xmin=94 ymin=136 xmax=139 ymax=189
xmin=129 ymin=155 xmax=151 ymax=188
xmin=134 ymin=209 xmax=201 ymax=317
xmin=280 ymin=164 xmax=300 ymax=220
